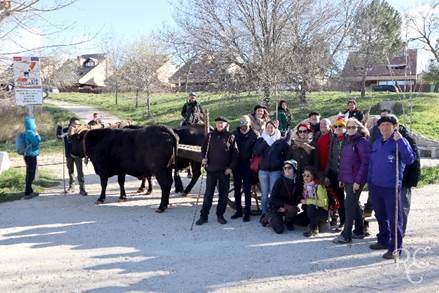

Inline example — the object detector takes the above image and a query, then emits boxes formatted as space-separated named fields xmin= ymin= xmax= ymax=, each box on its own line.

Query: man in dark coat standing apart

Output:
xmin=196 ymin=116 xmax=239 ymax=225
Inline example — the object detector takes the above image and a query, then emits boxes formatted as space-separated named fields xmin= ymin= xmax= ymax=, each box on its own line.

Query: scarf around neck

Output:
xmin=261 ymin=129 xmax=281 ymax=146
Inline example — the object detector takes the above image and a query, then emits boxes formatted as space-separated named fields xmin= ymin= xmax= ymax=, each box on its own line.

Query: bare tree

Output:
xmin=406 ymin=1 xmax=439 ymax=63
xmin=121 ymin=39 xmax=168 ymax=117
xmin=170 ymin=0 xmax=362 ymax=104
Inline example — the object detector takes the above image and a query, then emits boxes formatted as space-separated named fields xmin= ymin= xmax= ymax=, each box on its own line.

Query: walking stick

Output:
xmin=190 ymin=132 xmax=211 ymax=231
xmin=394 ymin=138 xmax=399 ymax=263
xmin=62 ymin=140 xmax=66 ymax=194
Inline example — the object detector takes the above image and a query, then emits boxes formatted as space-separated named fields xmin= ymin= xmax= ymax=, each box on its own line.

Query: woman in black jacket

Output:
xmin=267 ymin=160 xmax=301 ymax=234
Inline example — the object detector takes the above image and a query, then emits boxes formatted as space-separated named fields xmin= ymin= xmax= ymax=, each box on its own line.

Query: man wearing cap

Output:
xmin=181 ymin=92 xmax=204 ymax=126
xmin=196 ymin=116 xmax=239 ymax=225
xmin=231 ymin=115 xmax=258 ymax=222
xmin=368 ymin=114 xmax=415 ymax=259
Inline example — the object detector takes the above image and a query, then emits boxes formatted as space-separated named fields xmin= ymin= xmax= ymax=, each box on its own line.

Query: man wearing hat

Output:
xmin=196 ymin=116 xmax=239 ymax=225
xmin=368 ymin=114 xmax=415 ymax=259
xmin=231 ymin=115 xmax=258 ymax=222
xmin=181 ymin=92 xmax=204 ymax=126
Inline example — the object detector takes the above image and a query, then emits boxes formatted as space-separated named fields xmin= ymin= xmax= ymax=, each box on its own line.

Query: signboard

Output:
xmin=13 ymin=56 xmax=43 ymax=106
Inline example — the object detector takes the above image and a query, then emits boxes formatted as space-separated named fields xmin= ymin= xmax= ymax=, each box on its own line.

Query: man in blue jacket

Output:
xmin=368 ymin=114 xmax=415 ymax=259
xmin=23 ymin=116 xmax=41 ymax=199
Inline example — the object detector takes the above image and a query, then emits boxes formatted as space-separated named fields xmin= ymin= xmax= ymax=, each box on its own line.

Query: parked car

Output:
xmin=373 ymin=85 xmax=399 ymax=92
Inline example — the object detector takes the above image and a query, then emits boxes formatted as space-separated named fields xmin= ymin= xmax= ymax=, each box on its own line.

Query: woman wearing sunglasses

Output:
xmin=333 ymin=118 xmax=370 ymax=244
xmin=267 ymin=160 xmax=301 ymax=233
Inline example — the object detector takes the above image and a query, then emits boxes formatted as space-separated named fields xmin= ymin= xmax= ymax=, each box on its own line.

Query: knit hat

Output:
xmin=283 ymin=159 xmax=298 ymax=172
xmin=334 ymin=115 xmax=346 ymax=127
xmin=377 ymin=114 xmax=398 ymax=126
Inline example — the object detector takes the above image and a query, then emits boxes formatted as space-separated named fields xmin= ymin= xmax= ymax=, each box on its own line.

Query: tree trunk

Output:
xmin=360 ymin=67 xmax=367 ymax=99
xmin=146 ymin=90 xmax=151 ymax=118
xmin=115 ymin=83 xmax=118 ymax=105
xmin=135 ymin=89 xmax=139 ymax=108
xmin=262 ymin=83 xmax=271 ymax=107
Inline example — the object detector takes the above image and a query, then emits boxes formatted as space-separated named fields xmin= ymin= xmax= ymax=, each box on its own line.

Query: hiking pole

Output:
xmin=394 ymin=138 xmax=399 ymax=263
xmin=190 ymin=132 xmax=211 ymax=231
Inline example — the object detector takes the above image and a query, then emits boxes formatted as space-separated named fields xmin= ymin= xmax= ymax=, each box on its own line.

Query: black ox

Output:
xmin=70 ymin=125 xmax=178 ymax=213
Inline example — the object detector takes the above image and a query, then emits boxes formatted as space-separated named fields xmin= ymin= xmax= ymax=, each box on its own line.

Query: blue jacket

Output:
xmin=368 ymin=134 xmax=415 ymax=188
xmin=23 ymin=116 xmax=41 ymax=157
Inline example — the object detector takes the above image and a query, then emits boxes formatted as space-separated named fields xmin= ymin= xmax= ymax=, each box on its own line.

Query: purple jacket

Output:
xmin=338 ymin=134 xmax=370 ymax=184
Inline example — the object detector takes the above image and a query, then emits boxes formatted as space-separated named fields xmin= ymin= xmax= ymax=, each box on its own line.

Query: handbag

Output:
xmin=250 ymin=155 xmax=262 ymax=173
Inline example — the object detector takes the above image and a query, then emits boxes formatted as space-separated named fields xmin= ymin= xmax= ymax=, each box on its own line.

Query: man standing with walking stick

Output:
xmin=367 ymin=115 xmax=414 ymax=260
xmin=56 ymin=117 xmax=88 ymax=196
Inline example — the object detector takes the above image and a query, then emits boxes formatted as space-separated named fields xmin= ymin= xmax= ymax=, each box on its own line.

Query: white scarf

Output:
xmin=261 ymin=129 xmax=281 ymax=146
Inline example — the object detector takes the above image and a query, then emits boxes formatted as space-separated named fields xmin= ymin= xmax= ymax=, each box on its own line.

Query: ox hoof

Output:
xmin=96 ymin=200 xmax=105 ymax=205
xmin=136 ymin=188 xmax=145 ymax=193
xmin=155 ymin=207 xmax=166 ymax=213
xmin=118 ymin=198 xmax=127 ymax=202
xmin=181 ymin=193 xmax=188 ymax=197
xmin=145 ymin=190 xmax=152 ymax=195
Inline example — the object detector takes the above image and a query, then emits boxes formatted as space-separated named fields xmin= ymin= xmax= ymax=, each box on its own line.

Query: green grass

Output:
xmin=0 ymin=103 xmax=74 ymax=157
xmin=418 ymin=167 xmax=439 ymax=187
xmin=49 ymin=91 xmax=439 ymax=140
xmin=0 ymin=168 xmax=59 ymax=203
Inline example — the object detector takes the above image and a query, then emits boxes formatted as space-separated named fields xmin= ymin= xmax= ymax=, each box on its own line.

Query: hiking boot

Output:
xmin=23 ymin=192 xmax=39 ymax=200
xmin=352 ymin=232 xmax=366 ymax=239
xmin=79 ymin=189 xmax=88 ymax=196
xmin=231 ymin=211 xmax=242 ymax=219
xmin=243 ymin=213 xmax=250 ymax=222
xmin=196 ymin=217 xmax=208 ymax=226
xmin=332 ymin=235 xmax=352 ymax=244
xmin=382 ymin=250 xmax=398 ymax=260
xmin=369 ymin=242 xmax=388 ymax=250
xmin=217 ymin=216 xmax=227 ymax=225
xmin=304 ymin=229 xmax=318 ymax=238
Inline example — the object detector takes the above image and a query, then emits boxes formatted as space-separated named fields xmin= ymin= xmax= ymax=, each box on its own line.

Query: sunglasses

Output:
xmin=298 ymin=130 xmax=308 ymax=134
xmin=283 ymin=166 xmax=293 ymax=170
xmin=334 ymin=125 xmax=345 ymax=128
xmin=347 ymin=126 xmax=357 ymax=130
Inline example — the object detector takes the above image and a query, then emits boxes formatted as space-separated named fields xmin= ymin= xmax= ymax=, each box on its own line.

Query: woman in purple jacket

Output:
xmin=333 ymin=118 xmax=370 ymax=244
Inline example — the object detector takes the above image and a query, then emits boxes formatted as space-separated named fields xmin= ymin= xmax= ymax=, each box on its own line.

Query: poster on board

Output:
xmin=13 ymin=56 xmax=43 ymax=106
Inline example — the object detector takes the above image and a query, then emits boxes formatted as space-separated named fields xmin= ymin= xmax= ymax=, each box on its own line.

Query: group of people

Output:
xmin=185 ymin=94 xmax=420 ymax=260
xmin=21 ymin=93 xmax=421 ymax=260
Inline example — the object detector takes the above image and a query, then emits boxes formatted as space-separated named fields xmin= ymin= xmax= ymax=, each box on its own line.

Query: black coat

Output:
xmin=253 ymin=136 xmax=290 ymax=172
xmin=181 ymin=101 xmax=204 ymax=126
xmin=270 ymin=176 xmax=301 ymax=209
xmin=202 ymin=129 xmax=239 ymax=172
xmin=344 ymin=109 xmax=364 ymax=122
xmin=399 ymin=125 xmax=421 ymax=188
xmin=232 ymin=127 xmax=258 ymax=164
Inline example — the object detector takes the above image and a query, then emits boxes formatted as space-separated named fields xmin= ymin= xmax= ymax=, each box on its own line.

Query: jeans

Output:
xmin=24 ymin=156 xmax=37 ymax=195
xmin=200 ymin=171 xmax=230 ymax=218
xmin=341 ymin=183 xmax=364 ymax=240
xmin=401 ymin=187 xmax=411 ymax=234
xmin=369 ymin=183 xmax=404 ymax=252
xmin=67 ymin=155 xmax=85 ymax=190
xmin=258 ymin=170 xmax=281 ymax=215
xmin=233 ymin=162 xmax=253 ymax=214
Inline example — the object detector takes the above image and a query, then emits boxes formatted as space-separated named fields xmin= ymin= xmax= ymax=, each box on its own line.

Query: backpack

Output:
xmin=15 ymin=132 xmax=28 ymax=155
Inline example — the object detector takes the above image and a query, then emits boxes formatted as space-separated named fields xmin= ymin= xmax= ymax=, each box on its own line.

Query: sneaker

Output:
xmin=382 ymin=250 xmax=398 ymax=260
xmin=352 ymin=232 xmax=365 ymax=239
xmin=304 ymin=230 xmax=318 ymax=238
xmin=217 ymin=216 xmax=227 ymax=225
xmin=243 ymin=213 xmax=250 ymax=222
xmin=23 ymin=192 xmax=39 ymax=200
xmin=79 ymin=189 xmax=88 ymax=196
xmin=369 ymin=242 xmax=388 ymax=250
xmin=332 ymin=235 xmax=352 ymax=244
xmin=195 ymin=217 xmax=208 ymax=226
xmin=231 ymin=212 xmax=242 ymax=219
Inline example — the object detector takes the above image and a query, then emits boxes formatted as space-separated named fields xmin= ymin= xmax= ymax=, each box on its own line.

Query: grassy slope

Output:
xmin=0 ymin=169 xmax=58 ymax=202
xmin=50 ymin=91 xmax=439 ymax=140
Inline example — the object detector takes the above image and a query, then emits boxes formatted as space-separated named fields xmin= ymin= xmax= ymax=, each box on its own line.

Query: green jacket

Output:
xmin=304 ymin=184 xmax=329 ymax=210
xmin=277 ymin=110 xmax=290 ymax=133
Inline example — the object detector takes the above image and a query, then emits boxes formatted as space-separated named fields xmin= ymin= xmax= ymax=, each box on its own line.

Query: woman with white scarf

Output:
xmin=253 ymin=121 xmax=291 ymax=224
